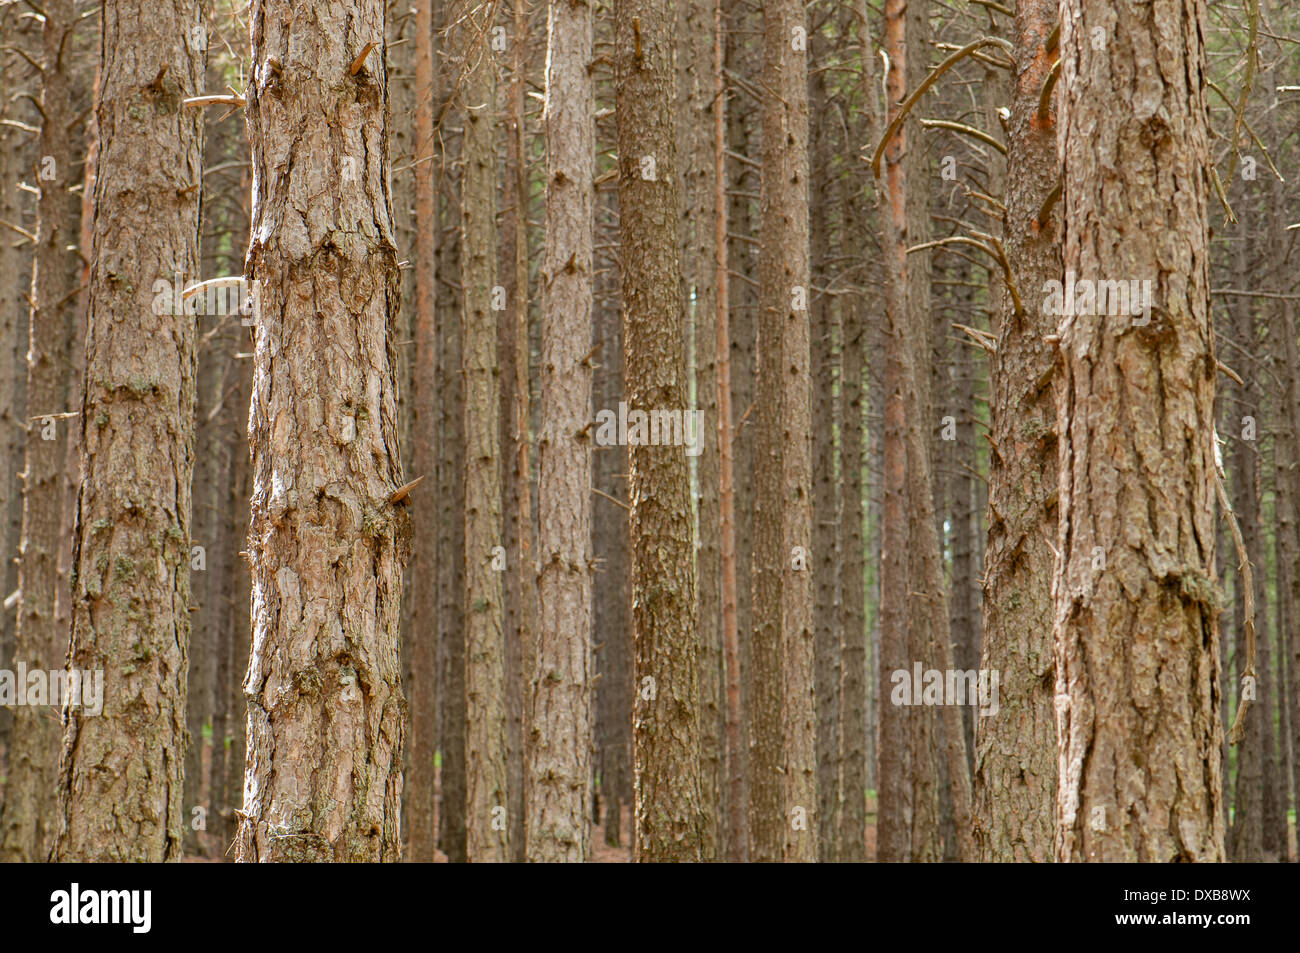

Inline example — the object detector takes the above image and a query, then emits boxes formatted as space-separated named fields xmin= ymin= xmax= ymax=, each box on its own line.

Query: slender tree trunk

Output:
xmin=809 ymin=46 xmax=839 ymax=864
xmin=725 ymin=0 xmax=757 ymax=779
xmin=971 ymin=0 xmax=1060 ymax=863
xmin=713 ymin=0 xmax=746 ymax=864
xmin=615 ymin=0 xmax=703 ymax=862
xmin=528 ymin=0 xmax=594 ymax=863
xmin=1054 ymin=0 xmax=1223 ymax=862
xmin=459 ymin=3 xmax=509 ymax=863
xmin=55 ymin=0 xmax=202 ymax=862
xmin=236 ymin=0 xmax=406 ymax=863
xmin=593 ymin=271 xmax=630 ymax=849
xmin=877 ymin=0 xmax=920 ymax=863
xmin=499 ymin=0 xmax=535 ymax=864
xmin=407 ymin=0 xmax=439 ymax=862
xmin=681 ymin=0 xmax=723 ymax=863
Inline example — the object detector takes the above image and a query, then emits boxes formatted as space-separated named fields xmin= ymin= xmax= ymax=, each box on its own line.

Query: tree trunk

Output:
xmin=971 ymin=0 xmax=1060 ymax=863
xmin=1054 ymin=0 xmax=1223 ymax=862
xmin=528 ymin=0 xmax=594 ymax=863
xmin=499 ymin=0 xmax=535 ymax=865
xmin=55 ymin=0 xmax=202 ymax=862
xmin=680 ymin=0 xmax=723 ymax=863
xmin=405 ymin=0 xmax=439 ymax=863
xmin=458 ymin=4 xmax=509 ymax=863
xmin=713 ymin=0 xmax=746 ymax=864
xmin=615 ymin=0 xmax=704 ymax=862
xmin=236 ymin=0 xmax=407 ymax=863
xmin=809 ymin=46 xmax=839 ymax=864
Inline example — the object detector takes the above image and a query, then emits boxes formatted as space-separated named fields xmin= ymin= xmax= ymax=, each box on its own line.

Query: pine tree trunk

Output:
xmin=680 ymin=0 xmax=723 ymax=863
xmin=1054 ymin=0 xmax=1223 ymax=862
xmin=499 ymin=0 xmax=535 ymax=864
xmin=615 ymin=0 xmax=704 ymax=862
xmin=437 ymin=149 xmax=468 ymax=861
xmin=236 ymin=0 xmax=407 ymax=862
xmin=712 ymin=0 xmax=746 ymax=864
xmin=971 ymin=0 xmax=1060 ymax=863
xmin=458 ymin=4 xmax=509 ymax=863
xmin=877 ymin=0 xmax=924 ymax=863
xmin=528 ymin=0 xmax=594 ymax=863
xmin=593 ymin=269 xmax=630 ymax=849
xmin=406 ymin=0 xmax=439 ymax=863
xmin=809 ymin=49 xmax=839 ymax=864
xmin=55 ymin=0 xmax=202 ymax=862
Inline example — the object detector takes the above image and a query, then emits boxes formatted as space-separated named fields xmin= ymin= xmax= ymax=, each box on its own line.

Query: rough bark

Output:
xmin=971 ymin=0 xmax=1060 ymax=863
xmin=235 ymin=0 xmax=407 ymax=863
xmin=615 ymin=0 xmax=704 ymax=862
xmin=54 ymin=0 xmax=203 ymax=862
xmin=1054 ymin=0 xmax=1224 ymax=862
xmin=680 ymin=0 xmax=723 ymax=863
xmin=528 ymin=0 xmax=594 ymax=863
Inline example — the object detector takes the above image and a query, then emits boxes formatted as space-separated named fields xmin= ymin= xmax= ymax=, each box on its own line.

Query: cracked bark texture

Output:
xmin=1054 ymin=0 xmax=1223 ymax=862
xmin=528 ymin=0 xmax=594 ymax=863
xmin=971 ymin=0 xmax=1060 ymax=863
xmin=615 ymin=0 xmax=704 ymax=863
xmin=236 ymin=0 xmax=408 ymax=863
xmin=54 ymin=0 xmax=202 ymax=862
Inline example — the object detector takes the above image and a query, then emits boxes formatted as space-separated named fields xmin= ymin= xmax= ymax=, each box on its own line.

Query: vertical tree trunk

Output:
xmin=236 ymin=0 xmax=406 ymax=863
xmin=499 ymin=0 xmax=535 ymax=864
xmin=971 ymin=0 xmax=1060 ymax=863
xmin=770 ymin=0 xmax=815 ymax=867
xmin=713 ymin=0 xmax=746 ymax=864
xmin=838 ymin=292 xmax=867 ymax=863
xmin=593 ymin=269 xmax=630 ymax=849
xmin=725 ymin=0 xmax=757 ymax=772
xmin=221 ymin=278 xmax=254 ymax=858
xmin=615 ymin=0 xmax=703 ymax=862
xmin=809 ymin=44 xmax=839 ymax=864
xmin=746 ymin=0 xmax=815 ymax=865
xmin=458 ymin=4 xmax=509 ymax=863
xmin=406 ymin=0 xmax=439 ymax=862
xmin=55 ymin=0 xmax=202 ymax=862
xmin=528 ymin=0 xmax=594 ymax=863
xmin=0 ymin=0 xmax=84 ymax=863
xmin=877 ymin=0 xmax=922 ymax=863
xmin=438 ymin=232 xmax=468 ymax=862
xmin=1054 ymin=0 xmax=1223 ymax=862
xmin=680 ymin=0 xmax=723 ymax=863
